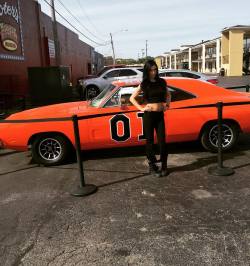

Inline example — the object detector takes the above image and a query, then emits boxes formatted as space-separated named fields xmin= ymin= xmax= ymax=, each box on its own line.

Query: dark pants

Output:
xmin=143 ymin=111 xmax=168 ymax=164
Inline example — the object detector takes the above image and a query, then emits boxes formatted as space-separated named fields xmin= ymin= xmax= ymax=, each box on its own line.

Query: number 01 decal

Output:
xmin=110 ymin=114 xmax=131 ymax=142
xmin=110 ymin=113 xmax=145 ymax=142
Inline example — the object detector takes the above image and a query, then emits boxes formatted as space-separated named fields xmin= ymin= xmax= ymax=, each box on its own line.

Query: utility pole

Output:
xmin=110 ymin=33 xmax=115 ymax=65
xmin=51 ymin=0 xmax=60 ymax=65
xmin=146 ymin=40 xmax=148 ymax=58
xmin=141 ymin=49 xmax=145 ymax=59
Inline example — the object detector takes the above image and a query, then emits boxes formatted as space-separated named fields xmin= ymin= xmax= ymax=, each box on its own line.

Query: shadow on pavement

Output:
xmin=0 ymin=165 xmax=38 ymax=176
xmin=0 ymin=150 xmax=21 ymax=157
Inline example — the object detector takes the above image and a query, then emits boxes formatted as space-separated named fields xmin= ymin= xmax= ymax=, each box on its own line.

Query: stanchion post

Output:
xmin=208 ymin=102 xmax=235 ymax=176
xmin=70 ymin=115 xmax=97 ymax=196
xmin=246 ymin=84 xmax=249 ymax=93
xmin=217 ymin=101 xmax=223 ymax=168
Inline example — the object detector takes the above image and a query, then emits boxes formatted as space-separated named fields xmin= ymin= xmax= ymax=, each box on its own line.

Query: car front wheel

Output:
xmin=201 ymin=122 xmax=239 ymax=152
xmin=86 ymin=86 xmax=99 ymax=99
xmin=32 ymin=135 xmax=70 ymax=166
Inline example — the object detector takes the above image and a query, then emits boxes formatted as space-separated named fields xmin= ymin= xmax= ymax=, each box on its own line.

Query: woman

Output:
xmin=130 ymin=60 xmax=171 ymax=177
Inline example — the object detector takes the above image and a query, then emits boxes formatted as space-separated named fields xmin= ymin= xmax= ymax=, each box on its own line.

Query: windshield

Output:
xmin=90 ymin=84 xmax=116 ymax=107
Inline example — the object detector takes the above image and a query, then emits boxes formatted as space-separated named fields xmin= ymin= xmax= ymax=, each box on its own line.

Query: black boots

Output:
xmin=156 ymin=161 xmax=169 ymax=177
xmin=148 ymin=155 xmax=169 ymax=177
xmin=159 ymin=161 xmax=169 ymax=177
xmin=148 ymin=160 xmax=169 ymax=177
xmin=148 ymin=162 xmax=159 ymax=175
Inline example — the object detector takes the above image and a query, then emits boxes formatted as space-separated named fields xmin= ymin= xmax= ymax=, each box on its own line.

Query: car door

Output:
xmin=165 ymin=86 xmax=204 ymax=143
xmin=88 ymin=88 xmax=145 ymax=149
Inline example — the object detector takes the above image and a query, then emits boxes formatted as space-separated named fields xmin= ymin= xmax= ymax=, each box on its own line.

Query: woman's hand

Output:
xmin=163 ymin=103 xmax=170 ymax=112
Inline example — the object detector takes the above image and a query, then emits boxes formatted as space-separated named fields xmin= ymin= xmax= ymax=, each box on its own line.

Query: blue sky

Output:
xmin=38 ymin=0 xmax=250 ymax=59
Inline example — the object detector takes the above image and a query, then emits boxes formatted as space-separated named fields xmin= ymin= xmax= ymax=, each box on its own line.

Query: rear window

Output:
xmin=168 ymin=86 xmax=196 ymax=102
xmin=181 ymin=72 xmax=200 ymax=79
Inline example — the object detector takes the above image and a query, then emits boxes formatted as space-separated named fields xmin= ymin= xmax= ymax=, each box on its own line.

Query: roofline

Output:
xmin=222 ymin=25 xmax=250 ymax=33
xmin=164 ymin=37 xmax=221 ymax=55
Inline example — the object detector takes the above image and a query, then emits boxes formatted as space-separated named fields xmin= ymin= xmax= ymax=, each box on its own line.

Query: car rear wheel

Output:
xmin=201 ymin=122 xmax=239 ymax=152
xmin=32 ymin=135 xmax=70 ymax=166
xmin=86 ymin=86 xmax=99 ymax=99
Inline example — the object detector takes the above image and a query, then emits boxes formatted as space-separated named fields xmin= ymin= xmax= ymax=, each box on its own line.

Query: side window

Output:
xmin=120 ymin=93 xmax=145 ymax=106
xmin=105 ymin=70 xmax=120 ymax=78
xmin=167 ymin=72 xmax=183 ymax=77
xmin=160 ymin=72 xmax=178 ymax=77
xmin=181 ymin=72 xmax=200 ymax=79
xmin=168 ymin=87 xmax=196 ymax=102
xmin=105 ymin=91 xmax=120 ymax=107
xmin=119 ymin=69 xmax=137 ymax=77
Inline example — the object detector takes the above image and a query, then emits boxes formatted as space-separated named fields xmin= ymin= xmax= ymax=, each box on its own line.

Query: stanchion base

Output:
xmin=208 ymin=166 xmax=235 ymax=176
xmin=70 ymin=184 xmax=98 ymax=197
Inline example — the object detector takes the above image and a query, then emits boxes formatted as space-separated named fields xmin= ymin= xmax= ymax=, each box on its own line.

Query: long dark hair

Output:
xmin=142 ymin=59 xmax=160 ymax=81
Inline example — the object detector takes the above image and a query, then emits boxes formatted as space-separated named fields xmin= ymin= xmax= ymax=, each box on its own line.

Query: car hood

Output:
xmin=84 ymin=77 xmax=101 ymax=84
xmin=6 ymin=101 xmax=97 ymax=120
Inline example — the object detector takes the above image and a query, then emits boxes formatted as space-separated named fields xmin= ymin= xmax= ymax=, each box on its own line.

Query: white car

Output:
xmin=81 ymin=68 xmax=143 ymax=99
xmin=159 ymin=69 xmax=218 ymax=84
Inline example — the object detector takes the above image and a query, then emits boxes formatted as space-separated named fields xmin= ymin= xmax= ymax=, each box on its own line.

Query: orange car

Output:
xmin=0 ymin=78 xmax=250 ymax=165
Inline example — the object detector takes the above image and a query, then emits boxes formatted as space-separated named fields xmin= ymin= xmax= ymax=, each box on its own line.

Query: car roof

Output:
xmin=159 ymin=69 xmax=202 ymax=74
xmin=119 ymin=87 xmax=136 ymax=95
xmin=159 ymin=69 xmax=217 ymax=78
xmin=165 ymin=78 xmax=239 ymax=97
xmin=106 ymin=67 xmax=141 ymax=72
xmin=113 ymin=77 xmax=240 ymax=98
xmin=112 ymin=79 xmax=141 ymax=87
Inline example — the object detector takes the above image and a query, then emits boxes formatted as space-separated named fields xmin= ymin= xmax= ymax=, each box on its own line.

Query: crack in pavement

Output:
xmin=3 ymin=176 xmax=71 ymax=266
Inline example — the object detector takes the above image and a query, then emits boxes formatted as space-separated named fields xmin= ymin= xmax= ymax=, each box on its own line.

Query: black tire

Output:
xmin=200 ymin=121 xmax=240 ymax=152
xmin=86 ymin=86 xmax=99 ymax=100
xmin=32 ymin=134 xmax=70 ymax=166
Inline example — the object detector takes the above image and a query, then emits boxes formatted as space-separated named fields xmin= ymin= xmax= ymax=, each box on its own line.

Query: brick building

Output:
xmin=0 ymin=0 xmax=104 ymax=97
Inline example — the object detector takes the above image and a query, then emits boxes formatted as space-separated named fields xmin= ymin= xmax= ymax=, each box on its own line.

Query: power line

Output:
xmin=75 ymin=0 xmax=109 ymax=39
xmin=56 ymin=0 xmax=106 ymax=43
xmin=42 ymin=0 xmax=106 ymax=46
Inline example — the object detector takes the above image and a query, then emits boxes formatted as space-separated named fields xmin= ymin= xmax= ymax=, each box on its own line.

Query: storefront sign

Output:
xmin=0 ymin=0 xmax=24 ymax=60
xmin=48 ymin=39 xmax=55 ymax=58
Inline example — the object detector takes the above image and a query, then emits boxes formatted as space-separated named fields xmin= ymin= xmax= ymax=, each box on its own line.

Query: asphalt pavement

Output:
xmin=1 ymin=76 xmax=250 ymax=266
xmin=1 ymin=135 xmax=250 ymax=266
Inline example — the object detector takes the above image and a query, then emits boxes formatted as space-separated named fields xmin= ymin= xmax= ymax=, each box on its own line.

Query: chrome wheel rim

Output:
xmin=38 ymin=138 xmax=62 ymax=161
xmin=209 ymin=124 xmax=234 ymax=148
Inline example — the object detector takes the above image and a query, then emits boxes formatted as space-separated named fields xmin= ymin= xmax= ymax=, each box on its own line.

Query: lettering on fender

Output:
xmin=137 ymin=112 xmax=146 ymax=140
xmin=110 ymin=112 xmax=145 ymax=142
xmin=110 ymin=114 xmax=131 ymax=142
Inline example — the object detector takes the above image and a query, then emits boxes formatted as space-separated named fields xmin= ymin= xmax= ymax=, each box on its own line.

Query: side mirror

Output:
xmin=103 ymin=75 xmax=107 ymax=79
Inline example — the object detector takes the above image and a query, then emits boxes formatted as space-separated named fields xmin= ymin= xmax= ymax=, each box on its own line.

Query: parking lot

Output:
xmin=0 ymin=76 xmax=250 ymax=266
xmin=1 ymin=133 xmax=250 ymax=265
